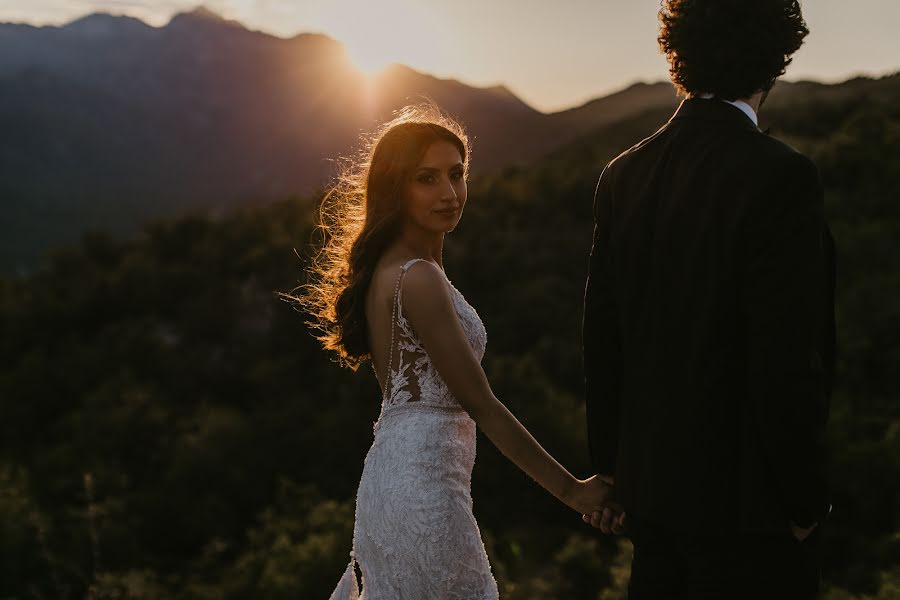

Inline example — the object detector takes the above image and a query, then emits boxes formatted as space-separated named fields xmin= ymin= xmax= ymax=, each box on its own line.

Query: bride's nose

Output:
xmin=440 ymin=177 xmax=457 ymax=201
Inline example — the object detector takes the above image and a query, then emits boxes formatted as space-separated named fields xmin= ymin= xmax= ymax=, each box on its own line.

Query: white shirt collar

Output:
xmin=696 ymin=93 xmax=758 ymax=127
xmin=723 ymin=99 xmax=758 ymax=126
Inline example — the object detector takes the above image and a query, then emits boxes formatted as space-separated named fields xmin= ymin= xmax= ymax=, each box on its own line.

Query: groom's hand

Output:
xmin=583 ymin=508 xmax=626 ymax=535
xmin=790 ymin=521 xmax=817 ymax=542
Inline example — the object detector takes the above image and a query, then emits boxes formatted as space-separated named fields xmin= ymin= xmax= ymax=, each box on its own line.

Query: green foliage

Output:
xmin=1 ymin=75 xmax=898 ymax=597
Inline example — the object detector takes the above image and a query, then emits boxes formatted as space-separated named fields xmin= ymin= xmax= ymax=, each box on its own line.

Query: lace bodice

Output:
xmin=380 ymin=258 xmax=487 ymax=414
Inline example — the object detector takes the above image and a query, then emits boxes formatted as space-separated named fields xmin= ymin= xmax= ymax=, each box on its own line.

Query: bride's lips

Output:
xmin=433 ymin=207 xmax=459 ymax=216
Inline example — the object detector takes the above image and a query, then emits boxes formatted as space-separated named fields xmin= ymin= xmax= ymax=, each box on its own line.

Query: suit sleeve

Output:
xmin=740 ymin=153 xmax=832 ymax=528
xmin=583 ymin=165 xmax=623 ymax=476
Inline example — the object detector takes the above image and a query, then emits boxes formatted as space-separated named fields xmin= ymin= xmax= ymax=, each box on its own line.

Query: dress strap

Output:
xmin=382 ymin=260 xmax=424 ymax=400
xmin=401 ymin=257 xmax=427 ymax=272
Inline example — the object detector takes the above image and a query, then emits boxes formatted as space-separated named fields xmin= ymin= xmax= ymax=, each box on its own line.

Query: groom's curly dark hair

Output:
xmin=658 ymin=0 xmax=810 ymax=100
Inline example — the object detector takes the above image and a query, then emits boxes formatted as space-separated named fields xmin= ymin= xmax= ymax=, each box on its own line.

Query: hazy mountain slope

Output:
xmin=1 ymin=8 xmax=895 ymax=275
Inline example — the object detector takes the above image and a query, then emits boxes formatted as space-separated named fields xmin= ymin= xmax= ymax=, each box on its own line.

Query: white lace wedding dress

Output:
xmin=329 ymin=258 xmax=499 ymax=599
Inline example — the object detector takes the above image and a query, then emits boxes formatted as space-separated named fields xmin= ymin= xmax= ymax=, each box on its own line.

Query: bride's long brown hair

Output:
xmin=293 ymin=105 xmax=469 ymax=369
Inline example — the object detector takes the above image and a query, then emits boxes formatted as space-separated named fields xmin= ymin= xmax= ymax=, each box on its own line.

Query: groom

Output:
xmin=582 ymin=1 xmax=835 ymax=598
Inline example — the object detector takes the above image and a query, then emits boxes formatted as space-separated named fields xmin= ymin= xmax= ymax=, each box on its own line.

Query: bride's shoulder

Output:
xmin=399 ymin=260 xmax=453 ymax=312
xmin=398 ymin=257 xmax=442 ymax=281
xmin=370 ymin=257 xmax=441 ymax=295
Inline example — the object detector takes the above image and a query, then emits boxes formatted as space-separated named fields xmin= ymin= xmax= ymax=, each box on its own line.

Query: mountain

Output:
xmin=548 ymin=81 xmax=680 ymax=132
xmin=0 ymin=8 xmax=685 ymax=275
xmin=1 ymin=8 xmax=897 ymax=276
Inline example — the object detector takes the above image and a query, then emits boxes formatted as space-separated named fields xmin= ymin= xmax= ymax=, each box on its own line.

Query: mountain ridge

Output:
xmin=1 ymin=8 xmax=897 ymax=275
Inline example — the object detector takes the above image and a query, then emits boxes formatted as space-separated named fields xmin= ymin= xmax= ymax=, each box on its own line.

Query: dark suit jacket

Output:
xmin=583 ymin=98 xmax=835 ymax=533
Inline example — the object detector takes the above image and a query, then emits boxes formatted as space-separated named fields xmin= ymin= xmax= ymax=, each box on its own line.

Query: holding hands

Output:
xmin=567 ymin=474 xmax=626 ymax=535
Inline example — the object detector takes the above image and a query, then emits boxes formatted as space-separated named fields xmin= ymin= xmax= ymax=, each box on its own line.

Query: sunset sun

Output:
xmin=343 ymin=39 xmax=396 ymax=75
xmin=316 ymin=1 xmax=450 ymax=77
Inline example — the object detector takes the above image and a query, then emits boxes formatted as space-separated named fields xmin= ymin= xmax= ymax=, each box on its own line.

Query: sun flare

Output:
xmin=317 ymin=0 xmax=451 ymax=78
xmin=344 ymin=41 xmax=396 ymax=76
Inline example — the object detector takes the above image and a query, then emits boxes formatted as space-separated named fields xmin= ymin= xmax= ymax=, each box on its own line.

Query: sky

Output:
xmin=3 ymin=0 xmax=899 ymax=112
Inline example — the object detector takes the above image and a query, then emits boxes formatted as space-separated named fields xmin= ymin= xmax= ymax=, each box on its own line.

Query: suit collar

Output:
xmin=669 ymin=98 xmax=761 ymax=132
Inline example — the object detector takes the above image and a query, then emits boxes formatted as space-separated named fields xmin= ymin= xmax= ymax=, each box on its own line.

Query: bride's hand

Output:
xmin=567 ymin=475 xmax=626 ymax=534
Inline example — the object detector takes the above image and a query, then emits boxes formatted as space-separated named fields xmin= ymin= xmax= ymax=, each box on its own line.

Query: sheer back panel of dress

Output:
xmin=381 ymin=259 xmax=427 ymax=406
xmin=380 ymin=258 xmax=487 ymax=413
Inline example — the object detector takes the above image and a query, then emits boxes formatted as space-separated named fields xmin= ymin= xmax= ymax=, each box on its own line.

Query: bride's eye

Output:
xmin=417 ymin=173 xmax=436 ymax=184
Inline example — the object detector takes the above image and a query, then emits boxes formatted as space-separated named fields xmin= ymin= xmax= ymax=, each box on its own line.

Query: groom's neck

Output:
xmin=744 ymin=90 xmax=766 ymax=115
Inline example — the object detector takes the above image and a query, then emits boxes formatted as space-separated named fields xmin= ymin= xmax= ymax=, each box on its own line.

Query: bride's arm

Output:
xmin=401 ymin=261 xmax=616 ymax=518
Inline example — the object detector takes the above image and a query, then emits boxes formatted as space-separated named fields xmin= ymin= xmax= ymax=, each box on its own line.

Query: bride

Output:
xmin=298 ymin=105 xmax=623 ymax=599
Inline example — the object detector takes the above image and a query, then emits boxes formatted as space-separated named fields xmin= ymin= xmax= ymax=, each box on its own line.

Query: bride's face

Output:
xmin=401 ymin=140 xmax=467 ymax=235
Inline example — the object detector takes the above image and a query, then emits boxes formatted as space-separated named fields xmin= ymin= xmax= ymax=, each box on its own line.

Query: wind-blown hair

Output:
xmin=292 ymin=105 xmax=468 ymax=369
xmin=658 ymin=0 xmax=810 ymax=100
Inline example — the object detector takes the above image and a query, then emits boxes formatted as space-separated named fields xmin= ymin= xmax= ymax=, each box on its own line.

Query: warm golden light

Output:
xmin=316 ymin=0 xmax=453 ymax=77
xmin=344 ymin=42 xmax=396 ymax=76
